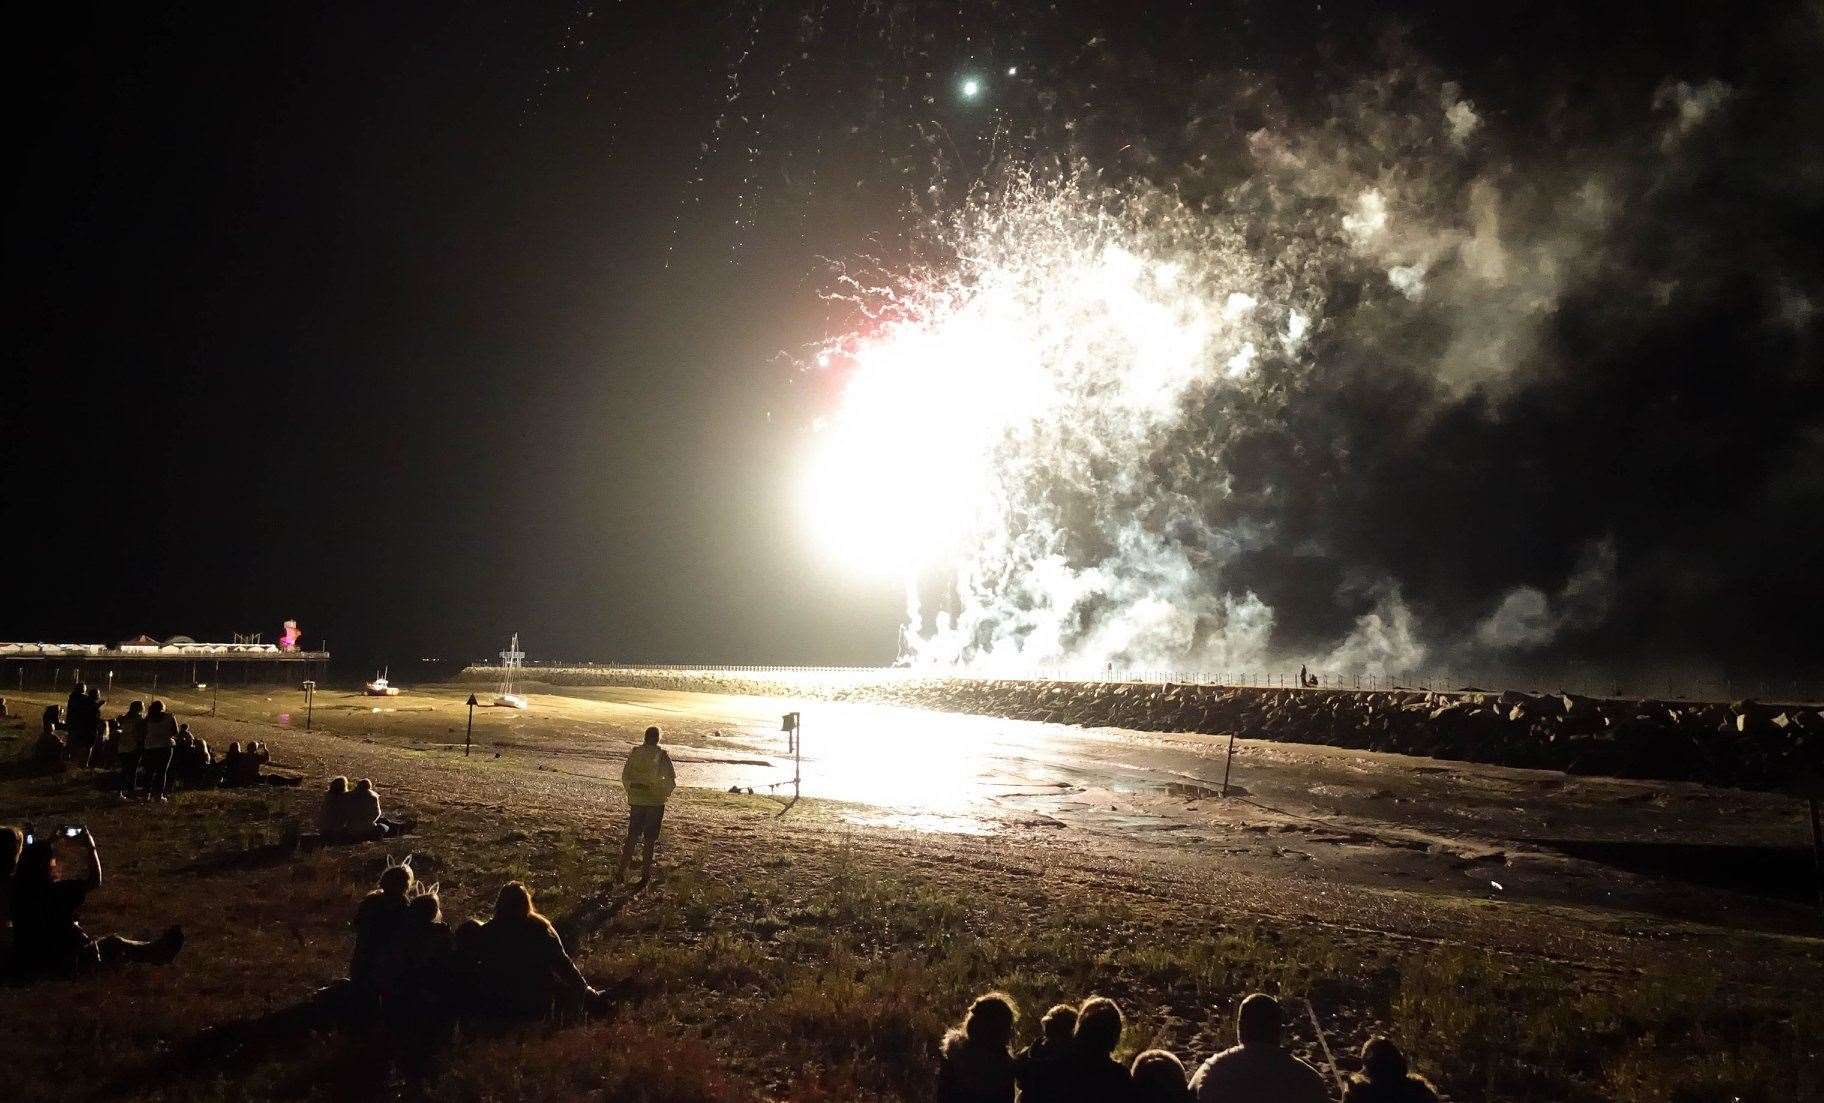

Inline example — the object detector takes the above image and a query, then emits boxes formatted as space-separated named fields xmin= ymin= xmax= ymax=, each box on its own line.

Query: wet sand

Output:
xmin=176 ymin=677 xmax=1824 ymax=937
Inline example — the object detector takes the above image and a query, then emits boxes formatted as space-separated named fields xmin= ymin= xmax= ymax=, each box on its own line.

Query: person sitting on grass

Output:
xmin=1189 ymin=993 xmax=1330 ymax=1103
xmin=10 ymin=829 xmax=182 ymax=977
xmin=1015 ymin=1003 xmax=1078 ymax=1103
xmin=34 ymin=706 xmax=67 ymax=765
xmin=171 ymin=727 xmax=212 ymax=789
xmin=348 ymin=778 xmax=408 ymax=836
xmin=349 ymin=862 xmax=416 ymax=1000
xmin=229 ymin=741 xmax=268 ymax=786
xmin=467 ymin=881 xmax=604 ymax=1022
xmin=1132 ymin=1050 xmax=1192 ymax=1103
xmin=222 ymin=739 xmax=294 ymax=787
xmin=447 ymin=915 xmax=486 ymax=1004
xmin=318 ymin=777 xmax=402 ymax=840
xmin=938 ymin=991 xmax=1019 ymax=1103
xmin=251 ymin=741 xmax=303 ymax=786
xmin=319 ymin=776 xmax=350 ymax=835
xmin=1342 ymin=1037 xmax=1438 ymax=1103
xmin=1067 ymin=996 xmax=1138 ymax=1103
xmin=389 ymin=889 xmax=454 ymax=1024
xmin=396 ymin=890 xmax=452 ymax=982
xmin=389 ymin=887 xmax=458 ymax=1067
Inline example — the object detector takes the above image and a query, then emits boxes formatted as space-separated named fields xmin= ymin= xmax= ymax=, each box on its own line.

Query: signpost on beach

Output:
xmin=772 ymin=711 xmax=802 ymax=813
xmin=465 ymin=694 xmax=478 ymax=757
xmin=1221 ymin=729 xmax=1239 ymax=797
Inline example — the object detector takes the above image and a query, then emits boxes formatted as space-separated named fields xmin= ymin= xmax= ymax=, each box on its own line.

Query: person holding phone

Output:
xmin=10 ymin=827 xmax=182 ymax=976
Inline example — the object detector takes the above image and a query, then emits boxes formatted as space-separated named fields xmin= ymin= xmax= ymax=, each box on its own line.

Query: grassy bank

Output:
xmin=1 ymin=695 xmax=1820 ymax=1101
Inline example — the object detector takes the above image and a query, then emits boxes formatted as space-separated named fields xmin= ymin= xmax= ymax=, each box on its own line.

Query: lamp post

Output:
xmin=465 ymin=694 xmax=478 ymax=757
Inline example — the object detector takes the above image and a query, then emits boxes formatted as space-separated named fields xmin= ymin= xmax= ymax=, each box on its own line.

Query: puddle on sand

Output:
xmin=842 ymin=812 xmax=998 ymax=836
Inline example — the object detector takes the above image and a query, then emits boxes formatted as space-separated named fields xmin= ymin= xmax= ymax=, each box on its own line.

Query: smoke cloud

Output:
xmin=765 ymin=3 xmax=1824 ymax=682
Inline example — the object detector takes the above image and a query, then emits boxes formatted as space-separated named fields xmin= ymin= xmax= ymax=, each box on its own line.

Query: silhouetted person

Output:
xmin=189 ymin=726 xmax=214 ymax=777
xmin=350 ymin=863 xmax=415 ymax=997
xmin=66 ymin=683 xmax=87 ymax=741
xmin=94 ymin=717 xmax=121 ymax=769
xmin=34 ymin=706 xmax=66 ymax=764
xmin=447 ymin=916 xmax=487 ymax=1018
xmin=1132 ymin=1050 xmax=1192 ymax=1103
xmin=468 ymin=881 xmax=602 ymax=1021
xmin=354 ymin=778 xmax=408 ymax=834
xmin=319 ymin=776 xmax=350 ymax=836
xmin=395 ymin=891 xmax=451 ymax=985
xmin=141 ymin=699 xmax=178 ymax=800
xmin=171 ymin=728 xmax=212 ymax=788
xmin=1342 ymin=1037 xmax=1437 ymax=1103
xmin=116 ymin=701 xmax=145 ymax=795
xmin=243 ymin=741 xmax=302 ymax=785
xmin=10 ymin=829 xmax=182 ymax=976
xmin=937 ymin=991 xmax=1019 ymax=1103
xmin=392 ymin=889 xmax=456 ymax=1071
xmin=1066 ymin=996 xmax=1137 ymax=1103
xmin=80 ymin=686 xmax=105 ymax=766
xmin=1016 ymin=1003 xmax=1078 ymax=1103
xmin=323 ymin=778 xmax=406 ymax=841
xmin=224 ymin=739 xmax=268 ymax=786
xmin=65 ymin=684 xmax=94 ymax=763
xmin=1 ymin=825 xmax=22 ymax=934
xmin=1189 ymin=994 xmax=1329 ymax=1103
xmin=615 ymin=725 xmax=675 ymax=884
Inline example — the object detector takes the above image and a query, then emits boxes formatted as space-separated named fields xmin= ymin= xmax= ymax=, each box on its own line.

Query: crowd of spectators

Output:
xmin=30 ymin=683 xmax=299 ymax=795
xmin=9 ymin=696 xmax=1452 ymax=1098
xmin=937 ymin=991 xmax=1440 ymax=1103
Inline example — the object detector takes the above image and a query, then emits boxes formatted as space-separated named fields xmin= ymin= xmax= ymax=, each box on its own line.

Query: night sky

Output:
xmin=4 ymin=3 xmax=1820 ymax=681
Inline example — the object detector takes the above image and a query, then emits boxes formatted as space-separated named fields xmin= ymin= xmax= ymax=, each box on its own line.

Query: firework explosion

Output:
xmin=804 ymin=173 xmax=1308 ymax=672
xmin=799 ymin=40 xmax=1821 ymax=679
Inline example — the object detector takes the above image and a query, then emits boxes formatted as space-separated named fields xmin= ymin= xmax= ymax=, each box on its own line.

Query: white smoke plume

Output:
xmin=792 ymin=29 xmax=1822 ymax=681
xmin=1474 ymin=539 xmax=1618 ymax=651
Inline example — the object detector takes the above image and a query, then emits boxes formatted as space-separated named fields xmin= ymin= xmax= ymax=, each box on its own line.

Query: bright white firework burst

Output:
xmin=801 ymin=171 xmax=1321 ymax=671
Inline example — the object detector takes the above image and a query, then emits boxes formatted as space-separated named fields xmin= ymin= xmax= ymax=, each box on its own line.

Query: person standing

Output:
xmin=614 ymin=725 xmax=675 ymax=885
xmin=116 ymin=701 xmax=145 ymax=796
xmin=64 ymin=683 xmax=92 ymax=764
xmin=141 ymin=700 xmax=179 ymax=802
xmin=81 ymin=686 xmax=105 ymax=767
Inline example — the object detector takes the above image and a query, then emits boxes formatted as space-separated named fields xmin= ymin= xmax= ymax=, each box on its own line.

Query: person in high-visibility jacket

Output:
xmin=615 ymin=725 xmax=676 ymax=885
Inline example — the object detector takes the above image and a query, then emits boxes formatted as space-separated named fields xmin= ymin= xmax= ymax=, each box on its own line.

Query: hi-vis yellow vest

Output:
xmin=622 ymin=744 xmax=676 ymax=806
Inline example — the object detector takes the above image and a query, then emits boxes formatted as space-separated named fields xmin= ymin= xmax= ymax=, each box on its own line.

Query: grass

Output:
xmin=1 ymin=696 xmax=1821 ymax=1101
